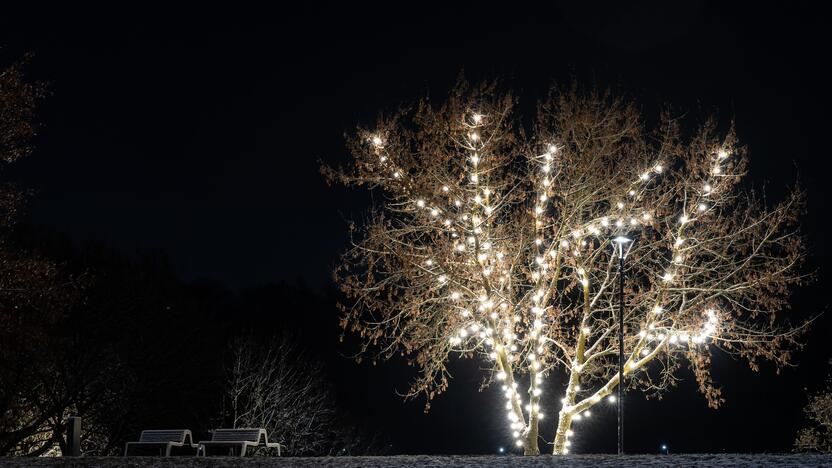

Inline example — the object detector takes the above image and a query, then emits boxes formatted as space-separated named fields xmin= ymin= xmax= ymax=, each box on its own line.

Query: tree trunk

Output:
xmin=552 ymin=410 xmax=573 ymax=455
xmin=523 ymin=416 xmax=540 ymax=455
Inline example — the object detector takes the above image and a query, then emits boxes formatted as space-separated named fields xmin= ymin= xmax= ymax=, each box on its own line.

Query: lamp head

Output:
xmin=612 ymin=236 xmax=634 ymax=259
xmin=612 ymin=236 xmax=632 ymax=244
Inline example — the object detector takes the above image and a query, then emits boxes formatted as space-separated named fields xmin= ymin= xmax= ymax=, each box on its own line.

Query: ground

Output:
xmin=1 ymin=455 xmax=831 ymax=467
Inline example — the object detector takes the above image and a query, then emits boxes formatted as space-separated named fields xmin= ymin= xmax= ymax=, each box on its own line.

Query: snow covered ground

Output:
xmin=1 ymin=454 xmax=831 ymax=467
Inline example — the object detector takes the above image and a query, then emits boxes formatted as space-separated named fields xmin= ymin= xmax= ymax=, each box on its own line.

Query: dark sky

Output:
xmin=2 ymin=2 xmax=831 ymax=455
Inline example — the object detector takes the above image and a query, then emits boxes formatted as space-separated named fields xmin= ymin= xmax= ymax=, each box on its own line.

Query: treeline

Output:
xmin=1 ymin=56 xmax=381 ymax=456
xmin=0 ymin=224 xmax=380 ymax=456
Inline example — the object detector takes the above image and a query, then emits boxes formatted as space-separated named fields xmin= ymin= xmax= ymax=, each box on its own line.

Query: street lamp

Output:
xmin=612 ymin=235 xmax=633 ymax=456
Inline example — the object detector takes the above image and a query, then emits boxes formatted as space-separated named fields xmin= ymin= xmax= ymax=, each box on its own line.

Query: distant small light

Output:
xmin=498 ymin=446 xmax=505 ymax=454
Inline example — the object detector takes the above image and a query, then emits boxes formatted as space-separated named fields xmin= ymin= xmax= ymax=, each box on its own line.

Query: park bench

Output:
xmin=124 ymin=429 xmax=200 ymax=456
xmin=199 ymin=428 xmax=282 ymax=456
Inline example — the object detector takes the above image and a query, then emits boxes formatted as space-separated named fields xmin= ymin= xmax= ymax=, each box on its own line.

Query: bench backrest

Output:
xmin=211 ymin=428 xmax=266 ymax=443
xmin=138 ymin=430 xmax=191 ymax=444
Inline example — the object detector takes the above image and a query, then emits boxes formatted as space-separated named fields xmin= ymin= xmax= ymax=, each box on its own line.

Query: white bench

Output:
xmin=199 ymin=428 xmax=282 ymax=456
xmin=124 ymin=429 xmax=200 ymax=456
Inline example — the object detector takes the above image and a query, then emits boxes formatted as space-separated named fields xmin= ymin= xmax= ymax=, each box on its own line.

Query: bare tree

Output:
xmin=0 ymin=57 xmax=70 ymax=456
xmin=0 ymin=58 xmax=126 ymax=457
xmin=325 ymin=81 xmax=810 ymax=454
xmin=222 ymin=333 xmax=376 ymax=456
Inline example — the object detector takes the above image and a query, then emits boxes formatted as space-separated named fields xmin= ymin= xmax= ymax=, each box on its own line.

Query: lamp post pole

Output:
xmin=617 ymin=252 xmax=624 ymax=456
xmin=611 ymin=235 xmax=632 ymax=456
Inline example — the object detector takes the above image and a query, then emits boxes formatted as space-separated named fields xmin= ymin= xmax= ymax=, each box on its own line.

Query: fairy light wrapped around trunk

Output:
xmin=323 ymin=81 xmax=810 ymax=455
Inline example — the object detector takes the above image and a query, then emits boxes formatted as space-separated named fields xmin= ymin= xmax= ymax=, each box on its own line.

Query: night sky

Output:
xmin=2 ymin=2 xmax=831 ymax=455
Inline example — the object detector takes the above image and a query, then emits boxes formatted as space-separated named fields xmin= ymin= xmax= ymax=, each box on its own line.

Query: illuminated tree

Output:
xmin=325 ymin=82 xmax=808 ymax=455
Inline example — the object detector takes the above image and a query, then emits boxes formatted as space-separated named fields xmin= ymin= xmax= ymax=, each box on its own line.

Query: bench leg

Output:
xmin=239 ymin=445 xmax=247 ymax=457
